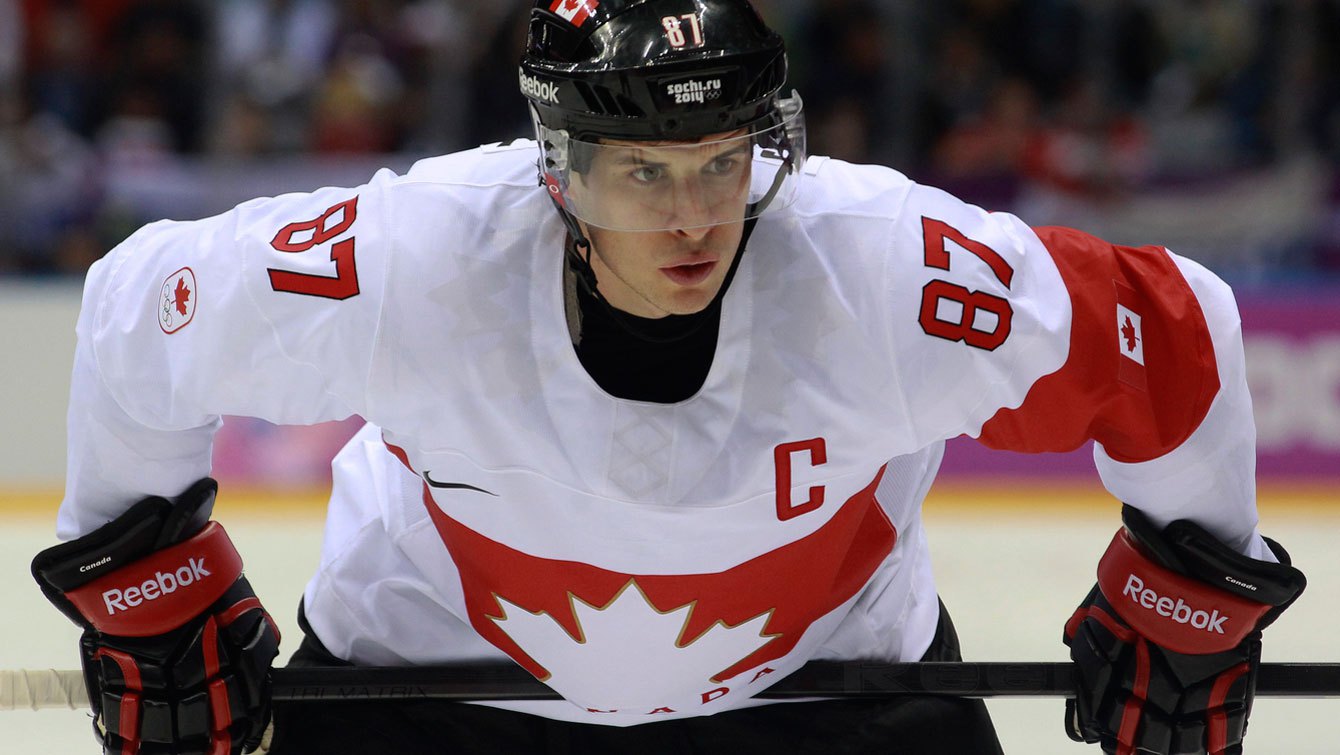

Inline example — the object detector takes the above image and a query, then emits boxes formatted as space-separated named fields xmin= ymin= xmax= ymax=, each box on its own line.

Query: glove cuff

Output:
xmin=65 ymin=522 xmax=244 ymax=636
xmin=33 ymin=479 xmax=222 ymax=630
xmin=1122 ymin=504 xmax=1305 ymax=607
xmin=1097 ymin=529 xmax=1269 ymax=654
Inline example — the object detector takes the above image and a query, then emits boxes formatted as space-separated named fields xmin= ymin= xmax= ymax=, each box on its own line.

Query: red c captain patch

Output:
xmin=159 ymin=267 xmax=196 ymax=334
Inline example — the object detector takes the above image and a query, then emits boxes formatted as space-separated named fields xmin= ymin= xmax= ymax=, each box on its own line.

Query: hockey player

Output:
xmin=32 ymin=0 xmax=1305 ymax=753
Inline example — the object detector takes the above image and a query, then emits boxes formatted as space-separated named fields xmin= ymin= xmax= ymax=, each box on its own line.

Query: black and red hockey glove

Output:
xmin=1063 ymin=504 xmax=1305 ymax=755
xmin=32 ymin=478 xmax=280 ymax=755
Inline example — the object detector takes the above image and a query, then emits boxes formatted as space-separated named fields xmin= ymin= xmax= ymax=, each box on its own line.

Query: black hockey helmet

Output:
xmin=521 ymin=0 xmax=788 ymax=140
xmin=519 ymin=0 xmax=805 ymax=232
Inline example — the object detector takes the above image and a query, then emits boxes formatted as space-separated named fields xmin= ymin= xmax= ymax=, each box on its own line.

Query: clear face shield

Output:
xmin=535 ymin=94 xmax=806 ymax=233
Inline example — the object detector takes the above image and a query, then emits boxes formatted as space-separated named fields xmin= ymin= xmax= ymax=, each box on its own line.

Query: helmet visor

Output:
xmin=537 ymin=95 xmax=805 ymax=233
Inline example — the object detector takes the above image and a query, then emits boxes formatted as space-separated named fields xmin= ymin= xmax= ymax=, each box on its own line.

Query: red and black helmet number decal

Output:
xmin=662 ymin=13 xmax=704 ymax=48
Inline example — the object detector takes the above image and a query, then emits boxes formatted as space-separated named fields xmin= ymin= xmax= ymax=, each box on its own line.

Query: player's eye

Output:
xmin=630 ymin=165 xmax=665 ymax=183
xmin=705 ymin=155 xmax=743 ymax=176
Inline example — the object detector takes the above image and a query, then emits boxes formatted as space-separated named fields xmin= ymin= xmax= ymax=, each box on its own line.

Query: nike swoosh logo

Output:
xmin=423 ymin=471 xmax=498 ymax=496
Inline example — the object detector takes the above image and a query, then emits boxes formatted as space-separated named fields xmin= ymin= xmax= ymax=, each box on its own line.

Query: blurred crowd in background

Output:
xmin=1 ymin=0 xmax=1338 ymax=280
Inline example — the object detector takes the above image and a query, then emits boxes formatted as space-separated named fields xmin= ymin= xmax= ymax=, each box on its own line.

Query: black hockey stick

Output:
xmin=270 ymin=661 xmax=1340 ymax=703
xmin=8 ymin=661 xmax=1337 ymax=710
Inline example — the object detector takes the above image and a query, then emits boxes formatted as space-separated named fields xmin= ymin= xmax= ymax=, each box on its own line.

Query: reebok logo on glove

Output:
xmin=65 ymin=522 xmax=244 ymax=637
xmin=1123 ymin=574 xmax=1228 ymax=633
xmin=102 ymin=557 xmax=211 ymax=615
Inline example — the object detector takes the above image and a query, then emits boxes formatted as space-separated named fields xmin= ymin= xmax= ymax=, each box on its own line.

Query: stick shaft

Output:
xmin=7 ymin=662 xmax=1340 ymax=710
xmin=270 ymin=661 xmax=1340 ymax=701
xmin=1 ymin=668 xmax=87 ymax=711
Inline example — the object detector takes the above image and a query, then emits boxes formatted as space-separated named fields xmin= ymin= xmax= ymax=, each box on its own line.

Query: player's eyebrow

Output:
xmin=705 ymin=144 xmax=751 ymax=162
xmin=611 ymin=143 xmax=751 ymax=168
xmin=612 ymin=153 xmax=669 ymax=168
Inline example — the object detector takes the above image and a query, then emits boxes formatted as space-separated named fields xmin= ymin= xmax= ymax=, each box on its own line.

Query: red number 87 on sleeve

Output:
xmin=267 ymin=196 xmax=360 ymax=300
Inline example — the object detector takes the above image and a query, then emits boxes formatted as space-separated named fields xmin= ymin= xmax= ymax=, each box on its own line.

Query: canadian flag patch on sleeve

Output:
xmin=1114 ymin=279 xmax=1147 ymax=391
xmin=1116 ymin=303 xmax=1144 ymax=365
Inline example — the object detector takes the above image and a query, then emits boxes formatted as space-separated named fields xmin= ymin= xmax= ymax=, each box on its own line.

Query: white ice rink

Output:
xmin=2 ymin=485 xmax=1335 ymax=754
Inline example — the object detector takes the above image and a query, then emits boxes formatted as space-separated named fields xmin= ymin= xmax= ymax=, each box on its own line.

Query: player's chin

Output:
xmin=658 ymin=286 xmax=721 ymax=316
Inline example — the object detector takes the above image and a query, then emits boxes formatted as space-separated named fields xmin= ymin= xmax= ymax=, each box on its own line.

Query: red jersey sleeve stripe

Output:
xmin=978 ymin=226 xmax=1219 ymax=463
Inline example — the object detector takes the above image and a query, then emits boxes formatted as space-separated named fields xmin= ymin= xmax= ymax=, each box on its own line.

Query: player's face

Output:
xmin=576 ymin=131 xmax=751 ymax=317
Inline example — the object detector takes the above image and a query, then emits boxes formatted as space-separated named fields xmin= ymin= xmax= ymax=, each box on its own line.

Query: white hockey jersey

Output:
xmin=60 ymin=139 xmax=1270 ymax=725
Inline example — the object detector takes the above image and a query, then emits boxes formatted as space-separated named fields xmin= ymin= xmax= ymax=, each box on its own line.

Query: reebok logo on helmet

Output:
xmin=1123 ymin=574 xmax=1229 ymax=634
xmin=520 ymin=69 xmax=560 ymax=105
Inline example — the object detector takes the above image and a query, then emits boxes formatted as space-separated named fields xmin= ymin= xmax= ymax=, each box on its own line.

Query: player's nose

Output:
xmin=674 ymin=222 xmax=712 ymax=242
xmin=668 ymin=180 xmax=714 ymax=240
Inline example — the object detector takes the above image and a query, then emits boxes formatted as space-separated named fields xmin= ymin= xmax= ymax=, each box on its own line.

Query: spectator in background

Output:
xmin=1021 ymin=75 xmax=1151 ymax=201
xmin=1013 ymin=74 xmax=1152 ymax=232
xmin=1302 ymin=0 xmax=1340 ymax=161
xmin=0 ymin=94 xmax=102 ymax=274
xmin=97 ymin=0 xmax=209 ymax=156
xmin=464 ymin=1 xmax=534 ymax=148
xmin=209 ymin=89 xmax=278 ymax=158
xmin=310 ymin=32 xmax=405 ymax=152
xmin=0 ymin=0 xmax=23 ymax=98
xmin=2 ymin=0 xmax=1338 ymax=279
xmin=791 ymin=0 xmax=889 ymax=162
xmin=1103 ymin=0 xmax=1163 ymax=111
xmin=1306 ymin=0 xmax=1340 ymax=271
xmin=1144 ymin=0 xmax=1276 ymax=170
xmin=931 ymin=76 xmax=1039 ymax=179
xmin=939 ymin=0 xmax=1083 ymax=106
xmin=388 ymin=1 xmax=475 ymax=154
xmin=214 ymin=0 xmax=338 ymax=94
xmin=0 ymin=0 xmax=22 ymax=270
xmin=309 ymin=0 xmax=411 ymax=152
xmin=21 ymin=0 xmax=106 ymax=140
xmin=918 ymin=23 xmax=1002 ymax=165
xmin=210 ymin=0 xmax=340 ymax=155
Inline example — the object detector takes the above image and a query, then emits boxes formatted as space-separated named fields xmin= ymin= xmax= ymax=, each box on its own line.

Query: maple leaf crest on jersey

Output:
xmin=491 ymin=580 xmax=775 ymax=711
xmin=414 ymin=453 xmax=897 ymax=715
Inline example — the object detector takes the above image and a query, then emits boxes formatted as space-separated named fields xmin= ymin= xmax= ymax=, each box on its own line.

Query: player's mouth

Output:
xmin=659 ymin=258 xmax=718 ymax=286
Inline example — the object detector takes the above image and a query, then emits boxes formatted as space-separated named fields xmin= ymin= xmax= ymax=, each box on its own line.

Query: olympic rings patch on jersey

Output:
xmin=158 ymin=267 xmax=197 ymax=334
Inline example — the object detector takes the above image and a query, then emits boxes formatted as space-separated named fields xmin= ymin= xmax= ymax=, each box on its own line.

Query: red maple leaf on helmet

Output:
xmin=173 ymin=276 xmax=192 ymax=316
xmin=1121 ymin=315 xmax=1139 ymax=353
xmin=549 ymin=0 xmax=596 ymax=24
